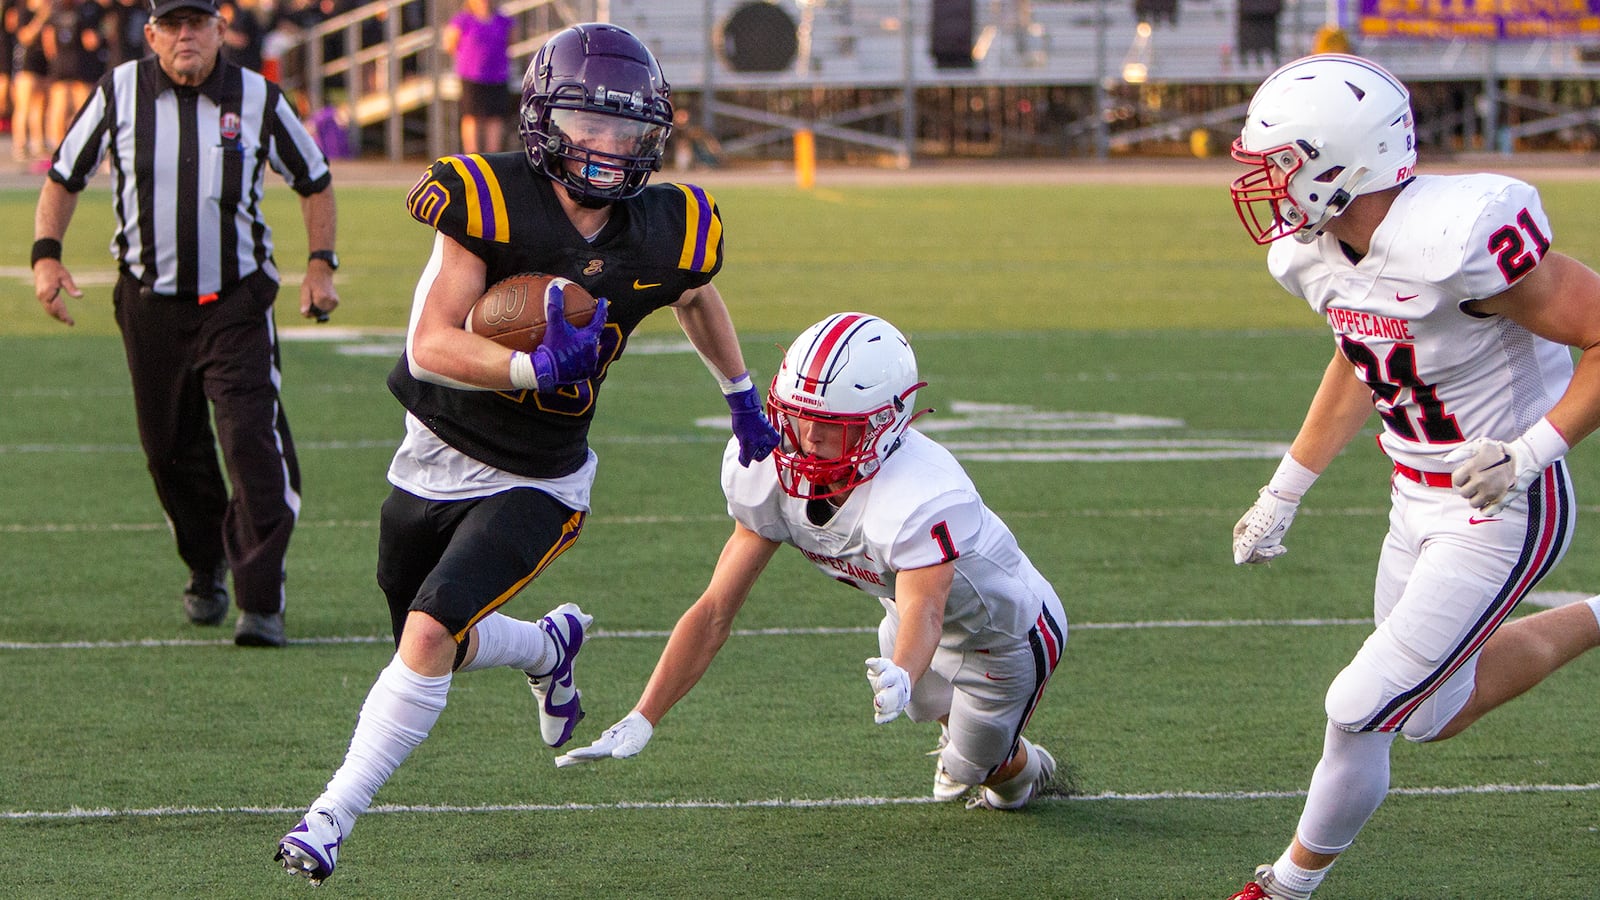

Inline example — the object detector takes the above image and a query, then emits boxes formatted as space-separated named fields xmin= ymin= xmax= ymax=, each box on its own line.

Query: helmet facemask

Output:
xmin=519 ymin=24 xmax=674 ymax=208
xmin=768 ymin=385 xmax=920 ymax=500
xmin=534 ymin=107 xmax=669 ymax=207
xmin=1230 ymin=139 xmax=1356 ymax=245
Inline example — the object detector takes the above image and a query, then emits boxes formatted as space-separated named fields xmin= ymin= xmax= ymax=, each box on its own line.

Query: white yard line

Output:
xmin=3 ymin=614 xmax=1567 ymax=652
xmin=7 ymin=780 xmax=1600 ymax=821
xmin=0 ymin=506 xmax=1399 ymax=535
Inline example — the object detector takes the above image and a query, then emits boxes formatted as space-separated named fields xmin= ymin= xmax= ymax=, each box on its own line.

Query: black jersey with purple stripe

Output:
xmin=391 ymin=151 xmax=725 ymax=478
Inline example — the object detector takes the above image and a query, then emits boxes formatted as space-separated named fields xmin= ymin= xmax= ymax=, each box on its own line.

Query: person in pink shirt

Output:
xmin=442 ymin=0 xmax=512 ymax=152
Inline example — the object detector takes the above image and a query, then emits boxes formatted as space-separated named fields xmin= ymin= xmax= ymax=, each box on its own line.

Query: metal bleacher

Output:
xmin=281 ymin=0 xmax=1600 ymax=163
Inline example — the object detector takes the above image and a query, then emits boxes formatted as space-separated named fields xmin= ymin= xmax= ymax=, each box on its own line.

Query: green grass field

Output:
xmin=4 ymin=171 xmax=1600 ymax=897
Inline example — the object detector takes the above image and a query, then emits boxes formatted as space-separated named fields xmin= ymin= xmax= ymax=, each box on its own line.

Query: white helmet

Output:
xmin=1230 ymin=53 xmax=1416 ymax=244
xmin=767 ymin=313 xmax=927 ymax=499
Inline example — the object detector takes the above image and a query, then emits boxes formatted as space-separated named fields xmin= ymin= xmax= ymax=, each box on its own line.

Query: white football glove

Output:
xmin=1442 ymin=420 xmax=1567 ymax=517
xmin=1232 ymin=487 xmax=1299 ymax=565
xmin=553 ymin=711 xmax=653 ymax=768
xmin=864 ymin=657 xmax=911 ymax=725
xmin=1443 ymin=437 xmax=1541 ymax=516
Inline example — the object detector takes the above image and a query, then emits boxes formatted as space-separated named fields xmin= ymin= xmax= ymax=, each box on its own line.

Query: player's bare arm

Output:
xmin=884 ymin=562 xmax=954 ymax=685
xmin=1287 ymin=351 xmax=1379 ymax=473
xmin=1467 ymin=251 xmax=1600 ymax=448
xmin=407 ymin=234 xmax=519 ymax=389
xmin=865 ymin=563 xmax=952 ymax=725
xmin=671 ymin=282 xmax=750 ymax=380
xmin=31 ymin=179 xmax=83 ymax=325
xmin=1233 ymin=353 xmax=1373 ymax=565
xmin=673 ymin=281 xmax=780 ymax=465
xmin=635 ymin=521 xmax=781 ymax=725
xmin=555 ymin=523 xmax=780 ymax=767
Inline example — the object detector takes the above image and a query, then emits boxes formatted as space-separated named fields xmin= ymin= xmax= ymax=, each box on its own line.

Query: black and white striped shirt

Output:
xmin=48 ymin=57 xmax=331 ymax=298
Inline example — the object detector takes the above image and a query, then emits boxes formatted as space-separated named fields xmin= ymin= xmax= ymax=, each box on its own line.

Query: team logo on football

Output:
xmin=219 ymin=113 xmax=241 ymax=141
xmin=480 ymin=283 xmax=530 ymax=326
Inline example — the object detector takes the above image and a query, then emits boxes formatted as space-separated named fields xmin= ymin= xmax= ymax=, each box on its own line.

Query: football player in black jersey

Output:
xmin=277 ymin=23 xmax=779 ymax=883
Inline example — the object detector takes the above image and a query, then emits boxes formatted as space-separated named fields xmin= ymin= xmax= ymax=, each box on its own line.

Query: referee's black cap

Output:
xmin=150 ymin=0 xmax=220 ymax=18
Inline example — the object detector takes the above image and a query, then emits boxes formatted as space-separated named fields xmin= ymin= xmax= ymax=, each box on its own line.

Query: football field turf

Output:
xmin=4 ymin=168 xmax=1600 ymax=897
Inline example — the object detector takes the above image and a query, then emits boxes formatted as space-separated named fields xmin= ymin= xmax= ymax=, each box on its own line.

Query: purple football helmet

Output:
xmin=519 ymin=23 xmax=675 ymax=207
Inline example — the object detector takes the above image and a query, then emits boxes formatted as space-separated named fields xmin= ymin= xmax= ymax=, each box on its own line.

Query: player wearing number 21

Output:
xmin=274 ymin=23 xmax=780 ymax=883
xmin=1226 ymin=55 xmax=1600 ymax=900
xmin=557 ymin=312 xmax=1067 ymax=813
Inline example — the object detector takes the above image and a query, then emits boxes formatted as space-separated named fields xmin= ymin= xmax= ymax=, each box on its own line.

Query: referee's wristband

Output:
xmin=31 ymin=238 xmax=61 ymax=267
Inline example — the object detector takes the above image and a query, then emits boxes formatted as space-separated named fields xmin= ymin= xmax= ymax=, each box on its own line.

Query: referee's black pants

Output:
xmin=113 ymin=271 xmax=301 ymax=615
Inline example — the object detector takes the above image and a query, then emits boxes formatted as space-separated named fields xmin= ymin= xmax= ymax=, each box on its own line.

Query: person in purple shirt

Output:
xmin=442 ymin=0 xmax=511 ymax=152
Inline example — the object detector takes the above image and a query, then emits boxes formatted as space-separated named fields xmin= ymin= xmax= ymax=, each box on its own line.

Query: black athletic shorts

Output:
xmin=376 ymin=485 xmax=586 ymax=643
xmin=458 ymin=78 xmax=511 ymax=119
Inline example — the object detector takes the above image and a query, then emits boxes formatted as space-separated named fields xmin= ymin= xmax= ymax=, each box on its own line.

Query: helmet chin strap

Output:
xmin=565 ymin=183 xmax=612 ymax=210
xmin=1298 ymin=170 xmax=1364 ymax=242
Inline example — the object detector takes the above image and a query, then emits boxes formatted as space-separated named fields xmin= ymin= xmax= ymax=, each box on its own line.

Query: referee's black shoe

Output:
xmin=182 ymin=565 xmax=230 ymax=626
xmin=234 ymin=611 xmax=286 ymax=648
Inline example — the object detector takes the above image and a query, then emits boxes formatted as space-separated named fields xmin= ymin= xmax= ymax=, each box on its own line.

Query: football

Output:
xmin=465 ymin=273 xmax=600 ymax=353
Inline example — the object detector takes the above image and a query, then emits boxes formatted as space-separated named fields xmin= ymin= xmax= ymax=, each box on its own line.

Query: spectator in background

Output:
xmin=441 ymin=0 xmax=510 ymax=153
xmin=356 ymin=0 xmax=387 ymax=93
xmin=0 ymin=0 xmax=16 ymax=135
xmin=259 ymin=8 xmax=300 ymax=83
xmin=670 ymin=105 xmax=721 ymax=171
xmin=220 ymin=0 xmax=262 ymax=70
xmin=98 ymin=0 xmax=150 ymax=67
xmin=42 ymin=0 xmax=104 ymax=148
xmin=11 ymin=0 xmax=52 ymax=164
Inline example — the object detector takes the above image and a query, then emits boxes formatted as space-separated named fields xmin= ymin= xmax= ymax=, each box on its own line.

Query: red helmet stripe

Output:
xmin=800 ymin=313 xmax=869 ymax=393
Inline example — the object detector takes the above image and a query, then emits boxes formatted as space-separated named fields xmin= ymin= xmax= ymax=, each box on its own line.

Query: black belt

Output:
xmin=123 ymin=268 xmax=229 ymax=305
xmin=139 ymin=286 xmax=222 ymax=305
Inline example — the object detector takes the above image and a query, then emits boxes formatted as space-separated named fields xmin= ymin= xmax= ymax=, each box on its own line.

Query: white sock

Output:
xmin=1584 ymin=596 xmax=1600 ymax=629
xmin=312 ymin=654 xmax=451 ymax=834
xmin=982 ymin=737 xmax=1041 ymax=808
xmin=1267 ymin=851 xmax=1331 ymax=899
xmin=457 ymin=612 xmax=553 ymax=674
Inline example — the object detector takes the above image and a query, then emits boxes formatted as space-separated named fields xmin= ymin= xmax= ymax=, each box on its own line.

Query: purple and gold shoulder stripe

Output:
xmin=673 ymin=184 xmax=722 ymax=274
xmin=406 ymin=154 xmax=512 ymax=243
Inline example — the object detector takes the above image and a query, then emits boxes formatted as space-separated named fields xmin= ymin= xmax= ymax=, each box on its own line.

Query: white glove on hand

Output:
xmin=1232 ymin=487 xmax=1299 ymax=565
xmin=1443 ymin=439 xmax=1526 ymax=515
xmin=864 ymin=657 xmax=911 ymax=725
xmin=1443 ymin=439 xmax=1537 ymax=516
xmin=1442 ymin=420 xmax=1567 ymax=517
xmin=553 ymin=711 xmax=653 ymax=768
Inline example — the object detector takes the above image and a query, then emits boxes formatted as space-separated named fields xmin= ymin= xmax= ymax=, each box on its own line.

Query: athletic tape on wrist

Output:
xmin=508 ymin=351 xmax=541 ymax=391
xmin=1267 ymin=452 xmax=1319 ymax=501
xmin=1519 ymin=417 xmax=1569 ymax=468
xmin=721 ymin=371 xmax=753 ymax=396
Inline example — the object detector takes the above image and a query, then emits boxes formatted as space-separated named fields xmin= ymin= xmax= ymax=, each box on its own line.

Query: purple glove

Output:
xmin=726 ymin=384 xmax=780 ymax=466
xmin=531 ymin=283 xmax=608 ymax=390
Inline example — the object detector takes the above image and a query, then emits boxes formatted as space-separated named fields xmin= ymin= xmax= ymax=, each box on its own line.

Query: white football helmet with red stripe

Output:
xmin=1230 ymin=53 xmax=1416 ymax=244
xmin=767 ymin=313 xmax=926 ymax=499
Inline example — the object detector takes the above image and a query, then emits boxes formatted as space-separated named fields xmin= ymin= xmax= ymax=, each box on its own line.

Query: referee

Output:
xmin=30 ymin=0 xmax=339 ymax=648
